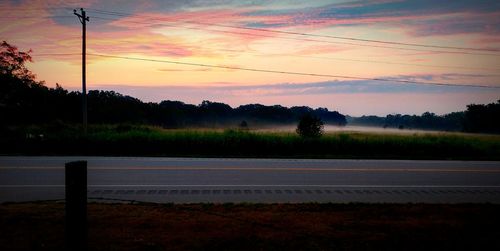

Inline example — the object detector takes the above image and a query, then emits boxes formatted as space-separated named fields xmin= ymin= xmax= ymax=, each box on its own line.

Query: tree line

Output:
xmin=0 ymin=41 xmax=346 ymax=128
xmin=348 ymin=112 xmax=465 ymax=131
xmin=1 ymin=41 xmax=498 ymax=133
xmin=348 ymin=102 xmax=500 ymax=133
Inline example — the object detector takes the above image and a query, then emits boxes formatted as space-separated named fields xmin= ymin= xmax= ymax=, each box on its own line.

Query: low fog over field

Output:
xmin=257 ymin=125 xmax=452 ymax=134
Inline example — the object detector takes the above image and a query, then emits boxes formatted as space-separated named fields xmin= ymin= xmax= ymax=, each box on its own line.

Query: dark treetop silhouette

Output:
xmin=1 ymin=41 xmax=498 ymax=133
xmin=0 ymin=41 xmax=346 ymax=128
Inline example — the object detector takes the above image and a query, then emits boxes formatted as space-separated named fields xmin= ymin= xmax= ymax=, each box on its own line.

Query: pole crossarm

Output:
xmin=73 ymin=8 xmax=89 ymax=23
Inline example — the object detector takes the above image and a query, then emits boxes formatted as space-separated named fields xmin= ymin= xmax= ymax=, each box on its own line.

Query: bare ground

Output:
xmin=1 ymin=202 xmax=499 ymax=251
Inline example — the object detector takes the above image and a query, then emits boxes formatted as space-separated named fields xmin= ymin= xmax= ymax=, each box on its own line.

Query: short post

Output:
xmin=65 ymin=161 xmax=87 ymax=251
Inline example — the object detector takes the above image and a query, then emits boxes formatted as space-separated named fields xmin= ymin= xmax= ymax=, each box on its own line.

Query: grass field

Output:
xmin=2 ymin=124 xmax=500 ymax=159
xmin=1 ymin=202 xmax=499 ymax=251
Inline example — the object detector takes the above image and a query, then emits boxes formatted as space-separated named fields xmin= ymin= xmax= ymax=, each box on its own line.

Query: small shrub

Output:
xmin=115 ymin=124 xmax=132 ymax=133
xmin=296 ymin=113 xmax=324 ymax=138
xmin=239 ymin=120 xmax=249 ymax=129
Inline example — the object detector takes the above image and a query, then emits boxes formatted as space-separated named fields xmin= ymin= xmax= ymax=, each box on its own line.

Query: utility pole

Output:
xmin=74 ymin=8 xmax=89 ymax=134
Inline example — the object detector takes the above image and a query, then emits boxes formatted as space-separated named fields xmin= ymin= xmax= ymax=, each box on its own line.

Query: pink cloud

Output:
xmin=403 ymin=12 xmax=500 ymax=37
xmin=85 ymin=33 xmax=195 ymax=58
xmin=294 ymin=44 xmax=352 ymax=55
xmin=3 ymin=1 xmax=499 ymax=72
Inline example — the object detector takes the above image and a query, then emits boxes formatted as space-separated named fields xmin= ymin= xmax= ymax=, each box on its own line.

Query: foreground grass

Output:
xmin=2 ymin=124 xmax=500 ymax=159
xmin=1 ymin=202 xmax=499 ymax=251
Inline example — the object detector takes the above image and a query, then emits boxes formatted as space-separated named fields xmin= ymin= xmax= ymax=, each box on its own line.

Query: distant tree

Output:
xmin=0 ymin=41 xmax=35 ymax=82
xmin=349 ymin=111 xmax=465 ymax=132
xmin=463 ymin=100 xmax=500 ymax=133
xmin=313 ymin=107 xmax=347 ymax=126
xmin=1 ymin=41 xmax=351 ymax=128
xmin=296 ymin=113 xmax=324 ymax=138
xmin=0 ymin=41 xmax=51 ymax=125
xmin=239 ymin=120 xmax=248 ymax=129
xmin=199 ymin=100 xmax=233 ymax=126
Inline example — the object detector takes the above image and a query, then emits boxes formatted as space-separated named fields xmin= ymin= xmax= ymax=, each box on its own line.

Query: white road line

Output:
xmin=2 ymin=166 xmax=500 ymax=172
xmin=2 ymin=184 xmax=500 ymax=188
xmin=4 ymin=157 xmax=498 ymax=163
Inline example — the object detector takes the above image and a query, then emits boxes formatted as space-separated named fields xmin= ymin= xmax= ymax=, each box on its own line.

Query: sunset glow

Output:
xmin=1 ymin=0 xmax=499 ymax=115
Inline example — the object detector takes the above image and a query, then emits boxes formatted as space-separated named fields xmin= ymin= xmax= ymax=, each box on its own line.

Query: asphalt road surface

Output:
xmin=1 ymin=156 xmax=500 ymax=203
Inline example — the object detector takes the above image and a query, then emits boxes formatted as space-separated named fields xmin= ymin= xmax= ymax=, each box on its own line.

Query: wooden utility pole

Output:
xmin=74 ymin=8 xmax=89 ymax=133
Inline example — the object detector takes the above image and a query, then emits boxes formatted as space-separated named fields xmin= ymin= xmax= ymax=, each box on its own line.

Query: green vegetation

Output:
xmin=349 ymin=103 xmax=500 ymax=133
xmin=2 ymin=124 xmax=499 ymax=160
xmin=2 ymin=40 xmax=500 ymax=159
xmin=296 ymin=113 xmax=324 ymax=138
xmin=348 ymin=111 xmax=465 ymax=131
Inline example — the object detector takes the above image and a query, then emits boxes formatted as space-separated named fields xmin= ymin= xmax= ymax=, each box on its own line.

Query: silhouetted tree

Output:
xmin=239 ymin=120 xmax=248 ymax=129
xmin=1 ymin=41 xmax=52 ymax=125
xmin=0 ymin=41 xmax=351 ymax=130
xmin=6 ymin=40 xmax=495 ymax=134
xmin=463 ymin=100 xmax=500 ymax=133
xmin=0 ymin=41 xmax=35 ymax=82
xmin=296 ymin=113 xmax=324 ymax=138
xmin=313 ymin=107 xmax=347 ymax=126
xmin=350 ymin=111 xmax=465 ymax=132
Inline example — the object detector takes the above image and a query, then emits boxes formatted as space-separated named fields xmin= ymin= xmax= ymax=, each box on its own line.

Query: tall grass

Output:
xmin=3 ymin=124 xmax=499 ymax=159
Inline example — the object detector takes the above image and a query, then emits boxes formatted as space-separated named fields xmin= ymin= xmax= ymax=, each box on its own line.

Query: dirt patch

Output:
xmin=1 ymin=203 xmax=499 ymax=250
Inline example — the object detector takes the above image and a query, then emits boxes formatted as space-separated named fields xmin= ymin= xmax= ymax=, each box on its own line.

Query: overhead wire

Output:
xmin=88 ymin=15 xmax=500 ymax=72
xmin=5 ymin=8 xmax=498 ymax=90
xmin=87 ymin=14 xmax=499 ymax=57
xmin=273 ymin=53 xmax=500 ymax=72
xmin=86 ymin=8 xmax=500 ymax=56
xmin=86 ymin=53 xmax=500 ymax=89
xmin=32 ymin=53 xmax=81 ymax=56
xmin=0 ymin=16 xmax=74 ymax=19
xmin=85 ymin=35 xmax=500 ymax=72
xmin=3 ymin=6 xmax=499 ymax=55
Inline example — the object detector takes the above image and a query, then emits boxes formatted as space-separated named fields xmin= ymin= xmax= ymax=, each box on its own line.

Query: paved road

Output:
xmin=1 ymin=156 xmax=500 ymax=203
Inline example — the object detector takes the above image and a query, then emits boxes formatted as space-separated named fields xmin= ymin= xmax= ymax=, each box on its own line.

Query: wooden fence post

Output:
xmin=65 ymin=161 xmax=87 ymax=251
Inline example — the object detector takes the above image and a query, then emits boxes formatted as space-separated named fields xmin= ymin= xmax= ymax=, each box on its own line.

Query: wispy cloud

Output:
xmin=242 ymin=0 xmax=500 ymax=37
xmin=157 ymin=67 xmax=212 ymax=72
xmin=384 ymin=73 xmax=499 ymax=82
xmin=3 ymin=0 xmax=499 ymax=62
xmin=92 ymin=74 xmax=498 ymax=99
xmin=2 ymin=0 xmax=499 ymax=116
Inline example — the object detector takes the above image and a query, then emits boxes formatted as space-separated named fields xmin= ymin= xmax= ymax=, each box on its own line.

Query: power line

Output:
xmin=81 ymin=28 xmax=500 ymax=73
xmin=199 ymin=23 xmax=500 ymax=53
xmin=86 ymin=16 xmax=499 ymax=71
xmin=0 ymin=7 xmax=72 ymax=11
xmin=88 ymin=15 xmax=492 ymax=57
xmin=271 ymin=53 xmax=500 ymax=72
xmin=6 ymin=9 xmax=496 ymax=88
xmin=0 ymin=16 xmax=74 ymax=19
xmin=88 ymin=13 xmax=499 ymax=57
xmin=83 ymin=18 xmax=500 ymax=72
xmin=87 ymin=53 xmax=500 ymax=89
xmin=4 ymin=6 xmax=500 ymax=55
xmin=32 ymin=53 xmax=81 ymax=56
xmin=171 ymin=43 xmax=500 ymax=72
xmin=8 ymin=15 xmax=494 ymax=78
xmin=87 ymin=8 xmax=500 ymax=55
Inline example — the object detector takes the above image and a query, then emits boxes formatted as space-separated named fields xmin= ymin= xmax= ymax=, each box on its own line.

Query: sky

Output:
xmin=1 ymin=0 xmax=499 ymax=116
